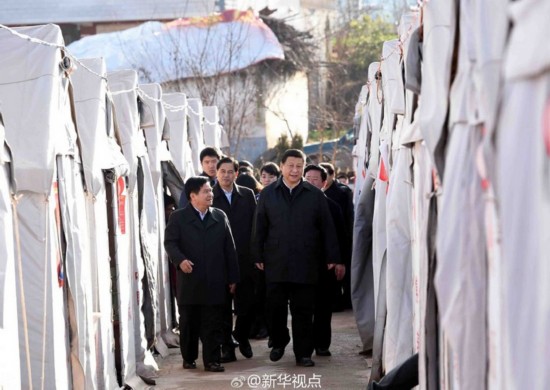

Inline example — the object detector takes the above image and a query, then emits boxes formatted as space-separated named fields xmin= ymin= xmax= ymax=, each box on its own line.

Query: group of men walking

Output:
xmin=164 ymin=147 xmax=354 ymax=372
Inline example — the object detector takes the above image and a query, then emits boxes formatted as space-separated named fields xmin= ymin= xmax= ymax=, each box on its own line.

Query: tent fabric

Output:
xmin=496 ymin=39 xmax=550 ymax=389
xmin=107 ymin=69 xmax=151 ymax=387
xmin=0 ymin=24 xmax=64 ymax=195
xmin=0 ymin=24 xmax=76 ymax=389
xmin=67 ymin=9 xmax=285 ymax=83
xmin=163 ymin=93 xmax=196 ymax=181
xmin=352 ymin=85 xmax=369 ymax=205
xmin=0 ymin=119 xmax=21 ymax=390
xmin=350 ymin=175 xmax=376 ymax=352
xmin=108 ymin=70 xmax=160 ymax=384
xmin=71 ymin=57 xmax=127 ymax=389
xmin=434 ymin=2 xmax=488 ymax=389
xmin=139 ymin=83 xmax=177 ymax=356
xmin=418 ymin=0 xmax=457 ymax=178
xmin=187 ymin=98 xmax=206 ymax=174
xmin=203 ymin=105 xmax=222 ymax=149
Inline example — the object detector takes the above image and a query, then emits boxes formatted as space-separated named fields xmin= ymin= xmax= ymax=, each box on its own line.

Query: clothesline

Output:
xmin=0 ymin=23 xmax=220 ymax=125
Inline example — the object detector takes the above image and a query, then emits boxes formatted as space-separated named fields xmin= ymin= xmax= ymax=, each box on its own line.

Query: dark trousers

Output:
xmin=266 ymin=282 xmax=316 ymax=359
xmin=221 ymin=275 xmax=256 ymax=346
xmin=313 ymin=268 xmax=337 ymax=350
xmin=233 ymin=275 xmax=256 ymax=342
xmin=221 ymin=291 xmax=234 ymax=351
xmin=179 ymin=304 xmax=223 ymax=365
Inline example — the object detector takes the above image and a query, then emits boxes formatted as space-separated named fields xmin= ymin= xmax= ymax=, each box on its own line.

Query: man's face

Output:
xmin=304 ymin=169 xmax=325 ymax=190
xmin=190 ymin=182 xmax=213 ymax=210
xmin=280 ymin=156 xmax=304 ymax=187
xmin=260 ymin=172 xmax=277 ymax=187
xmin=216 ymin=162 xmax=236 ymax=190
xmin=201 ymin=156 xmax=219 ymax=178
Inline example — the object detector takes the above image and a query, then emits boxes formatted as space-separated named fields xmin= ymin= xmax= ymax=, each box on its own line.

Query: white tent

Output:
xmin=71 ymin=57 xmax=129 ymax=389
xmin=203 ymin=105 xmax=222 ymax=149
xmin=187 ymin=98 xmax=206 ymax=174
xmin=163 ymin=93 xmax=196 ymax=182
xmin=496 ymin=1 xmax=550 ymax=387
xmin=108 ymin=69 xmax=158 ymax=387
xmin=351 ymin=85 xmax=369 ymax=205
xmin=0 ymin=24 xmax=82 ymax=389
xmin=139 ymin=83 xmax=181 ymax=355
xmin=0 ymin=113 xmax=21 ymax=390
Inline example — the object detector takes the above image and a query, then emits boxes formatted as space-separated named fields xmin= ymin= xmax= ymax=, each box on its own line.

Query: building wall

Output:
xmin=264 ymin=72 xmax=309 ymax=147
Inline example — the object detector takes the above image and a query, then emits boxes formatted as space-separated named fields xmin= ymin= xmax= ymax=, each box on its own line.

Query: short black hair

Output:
xmin=260 ymin=162 xmax=280 ymax=177
xmin=238 ymin=160 xmax=253 ymax=169
xmin=304 ymin=164 xmax=327 ymax=182
xmin=319 ymin=162 xmax=335 ymax=176
xmin=337 ymin=172 xmax=348 ymax=179
xmin=216 ymin=156 xmax=239 ymax=171
xmin=281 ymin=149 xmax=306 ymax=164
xmin=185 ymin=176 xmax=209 ymax=200
xmin=238 ymin=166 xmax=254 ymax=175
xmin=236 ymin=173 xmax=263 ymax=195
xmin=200 ymin=147 xmax=221 ymax=162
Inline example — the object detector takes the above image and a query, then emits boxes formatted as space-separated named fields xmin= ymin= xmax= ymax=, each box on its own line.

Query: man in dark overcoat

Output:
xmin=320 ymin=162 xmax=354 ymax=310
xmin=252 ymin=149 xmax=341 ymax=367
xmin=165 ymin=176 xmax=240 ymax=372
xmin=212 ymin=157 xmax=257 ymax=362
xmin=304 ymin=164 xmax=347 ymax=357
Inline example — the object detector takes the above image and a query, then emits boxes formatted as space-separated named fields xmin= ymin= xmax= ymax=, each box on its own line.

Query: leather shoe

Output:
xmin=270 ymin=347 xmax=286 ymax=362
xmin=238 ymin=339 xmax=253 ymax=359
xmin=316 ymin=348 xmax=332 ymax=356
xmin=204 ymin=362 xmax=225 ymax=372
xmin=183 ymin=360 xmax=197 ymax=369
xmin=231 ymin=335 xmax=240 ymax=347
xmin=296 ymin=357 xmax=315 ymax=367
xmin=220 ymin=348 xmax=237 ymax=363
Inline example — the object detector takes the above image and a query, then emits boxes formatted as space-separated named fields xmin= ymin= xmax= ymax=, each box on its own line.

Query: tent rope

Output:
xmin=11 ymin=194 xmax=33 ymax=390
xmin=41 ymin=195 xmax=49 ymax=390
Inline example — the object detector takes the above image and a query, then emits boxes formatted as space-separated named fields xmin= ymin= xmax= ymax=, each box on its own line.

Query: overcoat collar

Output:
xmin=273 ymin=177 xmax=311 ymax=199
xmin=213 ymin=182 xmax=244 ymax=201
xmin=182 ymin=204 xmax=220 ymax=229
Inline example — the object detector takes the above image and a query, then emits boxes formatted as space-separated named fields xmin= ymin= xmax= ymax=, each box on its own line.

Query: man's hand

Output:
xmin=229 ymin=283 xmax=236 ymax=294
xmin=327 ymin=263 xmax=336 ymax=270
xmin=179 ymin=259 xmax=194 ymax=274
xmin=335 ymin=264 xmax=346 ymax=281
xmin=255 ymin=262 xmax=264 ymax=271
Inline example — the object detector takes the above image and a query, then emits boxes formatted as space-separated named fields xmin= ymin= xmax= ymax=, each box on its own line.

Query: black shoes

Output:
xmin=238 ymin=339 xmax=253 ymax=359
xmin=220 ymin=347 xmax=237 ymax=363
xmin=296 ymin=357 xmax=315 ymax=367
xmin=204 ymin=362 xmax=225 ymax=372
xmin=270 ymin=347 xmax=286 ymax=362
xmin=183 ymin=360 xmax=197 ymax=369
xmin=316 ymin=348 xmax=332 ymax=356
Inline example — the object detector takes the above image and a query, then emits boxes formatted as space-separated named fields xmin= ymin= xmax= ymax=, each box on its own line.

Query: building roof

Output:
xmin=1 ymin=0 xmax=216 ymax=25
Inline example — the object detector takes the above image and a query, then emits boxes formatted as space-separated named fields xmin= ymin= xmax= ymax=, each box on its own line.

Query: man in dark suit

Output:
xmin=179 ymin=147 xmax=221 ymax=208
xmin=304 ymin=164 xmax=347 ymax=357
xmin=253 ymin=149 xmax=341 ymax=367
xmin=165 ymin=176 xmax=240 ymax=372
xmin=320 ymin=162 xmax=354 ymax=310
xmin=213 ymin=157 xmax=257 ymax=363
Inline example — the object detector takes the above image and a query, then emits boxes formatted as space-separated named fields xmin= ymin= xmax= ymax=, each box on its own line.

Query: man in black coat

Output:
xmin=320 ymin=162 xmax=354 ymax=310
xmin=304 ymin=164 xmax=347 ymax=357
xmin=178 ymin=146 xmax=221 ymax=208
xmin=252 ymin=149 xmax=341 ymax=367
xmin=165 ymin=176 xmax=240 ymax=372
xmin=212 ymin=157 xmax=257 ymax=362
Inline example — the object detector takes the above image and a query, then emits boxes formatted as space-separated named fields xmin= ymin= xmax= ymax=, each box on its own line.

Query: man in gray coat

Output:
xmin=253 ymin=149 xmax=341 ymax=367
xmin=165 ymin=176 xmax=240 ymax=372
